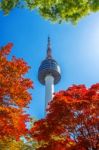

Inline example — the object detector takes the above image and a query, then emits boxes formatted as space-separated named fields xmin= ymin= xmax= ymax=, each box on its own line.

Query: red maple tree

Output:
xmin=30 ymin=84 xmax=99 ymax=150
xmin=0 ymin=43 xmax=33 ymax=140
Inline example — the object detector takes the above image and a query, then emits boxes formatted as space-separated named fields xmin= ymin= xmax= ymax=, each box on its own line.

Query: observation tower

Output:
xmin=38 ymin=37 xmax=61 ymax=114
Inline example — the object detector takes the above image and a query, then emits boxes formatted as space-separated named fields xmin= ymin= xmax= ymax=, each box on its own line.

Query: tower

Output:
xmin=38 ymin=37 xmax=61 ymax=114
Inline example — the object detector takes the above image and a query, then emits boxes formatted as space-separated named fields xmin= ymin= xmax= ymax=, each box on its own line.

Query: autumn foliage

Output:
xmin=30 ymin=84 xmax=99 ymax=150
xmin=0 ymin=43 xmax=98 ymax=149
xmin=0 ymin=43 xmax=33 ymax=140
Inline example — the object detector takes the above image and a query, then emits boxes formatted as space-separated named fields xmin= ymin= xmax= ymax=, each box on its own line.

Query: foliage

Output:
xmin=30 ymin=84 xmax=99 ymax=150
xmin=0 ymin=43 xmax=33 ymax=140
xmin=0 ymin=138 xmax=33 ymax=150
xmin=0 ymin=0 xmax=99 ymax=23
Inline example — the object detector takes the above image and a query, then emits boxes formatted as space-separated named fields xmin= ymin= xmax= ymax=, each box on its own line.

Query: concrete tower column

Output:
xmin=38 ymin=37 xmax=61 ymax=115
xmin=45 ymin=75 xmax=54 ymax=111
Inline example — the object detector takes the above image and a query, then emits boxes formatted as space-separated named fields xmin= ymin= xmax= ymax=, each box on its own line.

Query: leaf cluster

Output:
xmin=0 ymin=0 xmax=99 ymax=23
xmin=30 ymin=84 xmax=99 ymax=150
xmin=0 ymin=43 xmax=33 ymax=140
xmin=0 ymin=138 xmax=34 ymax=150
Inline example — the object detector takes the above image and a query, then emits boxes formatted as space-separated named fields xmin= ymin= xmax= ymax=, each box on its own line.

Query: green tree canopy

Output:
xmin=0 ymin=0 xmax=99 ymax=23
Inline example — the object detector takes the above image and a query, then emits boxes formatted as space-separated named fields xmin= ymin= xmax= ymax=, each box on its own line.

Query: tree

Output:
xmin=0 ymin=43 xmax=33 ymax=140
xmin=30 ymin=84 xmax=99 ymax=150
xmin=0 ymin=0 xmax=99 ymax=23
xmin=0 ymin=138 xmax=33 ymax=150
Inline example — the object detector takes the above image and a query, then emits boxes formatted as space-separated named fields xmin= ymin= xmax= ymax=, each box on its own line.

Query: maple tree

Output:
xmin=0 ymin=0 xmax=99 ymax=23
xmin=30 ymin=84 xmax=99 ymax=150
xmin=0 ymin=43 xmax=33 ymax=140
xmin=0 ymin=43 xmax=98 ymax=149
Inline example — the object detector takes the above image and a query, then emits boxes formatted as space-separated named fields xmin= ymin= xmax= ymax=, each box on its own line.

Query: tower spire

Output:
xmin=47 ymin=36 xmax=52 ymax=59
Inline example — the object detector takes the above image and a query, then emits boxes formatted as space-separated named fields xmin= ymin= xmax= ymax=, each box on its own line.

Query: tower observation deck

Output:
xmin=38 ymin=37 xmax=61 ymax=114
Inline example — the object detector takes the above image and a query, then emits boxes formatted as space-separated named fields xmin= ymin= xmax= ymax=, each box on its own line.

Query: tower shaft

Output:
xmin=38 ymin=37 xmax=61 ymax=115
xmin=45 ymin=75 xmax=54 ymax=113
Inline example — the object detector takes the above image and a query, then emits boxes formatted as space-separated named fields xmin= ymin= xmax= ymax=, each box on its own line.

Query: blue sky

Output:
xmin=0 ymin=9 xmax=99 ymax=119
